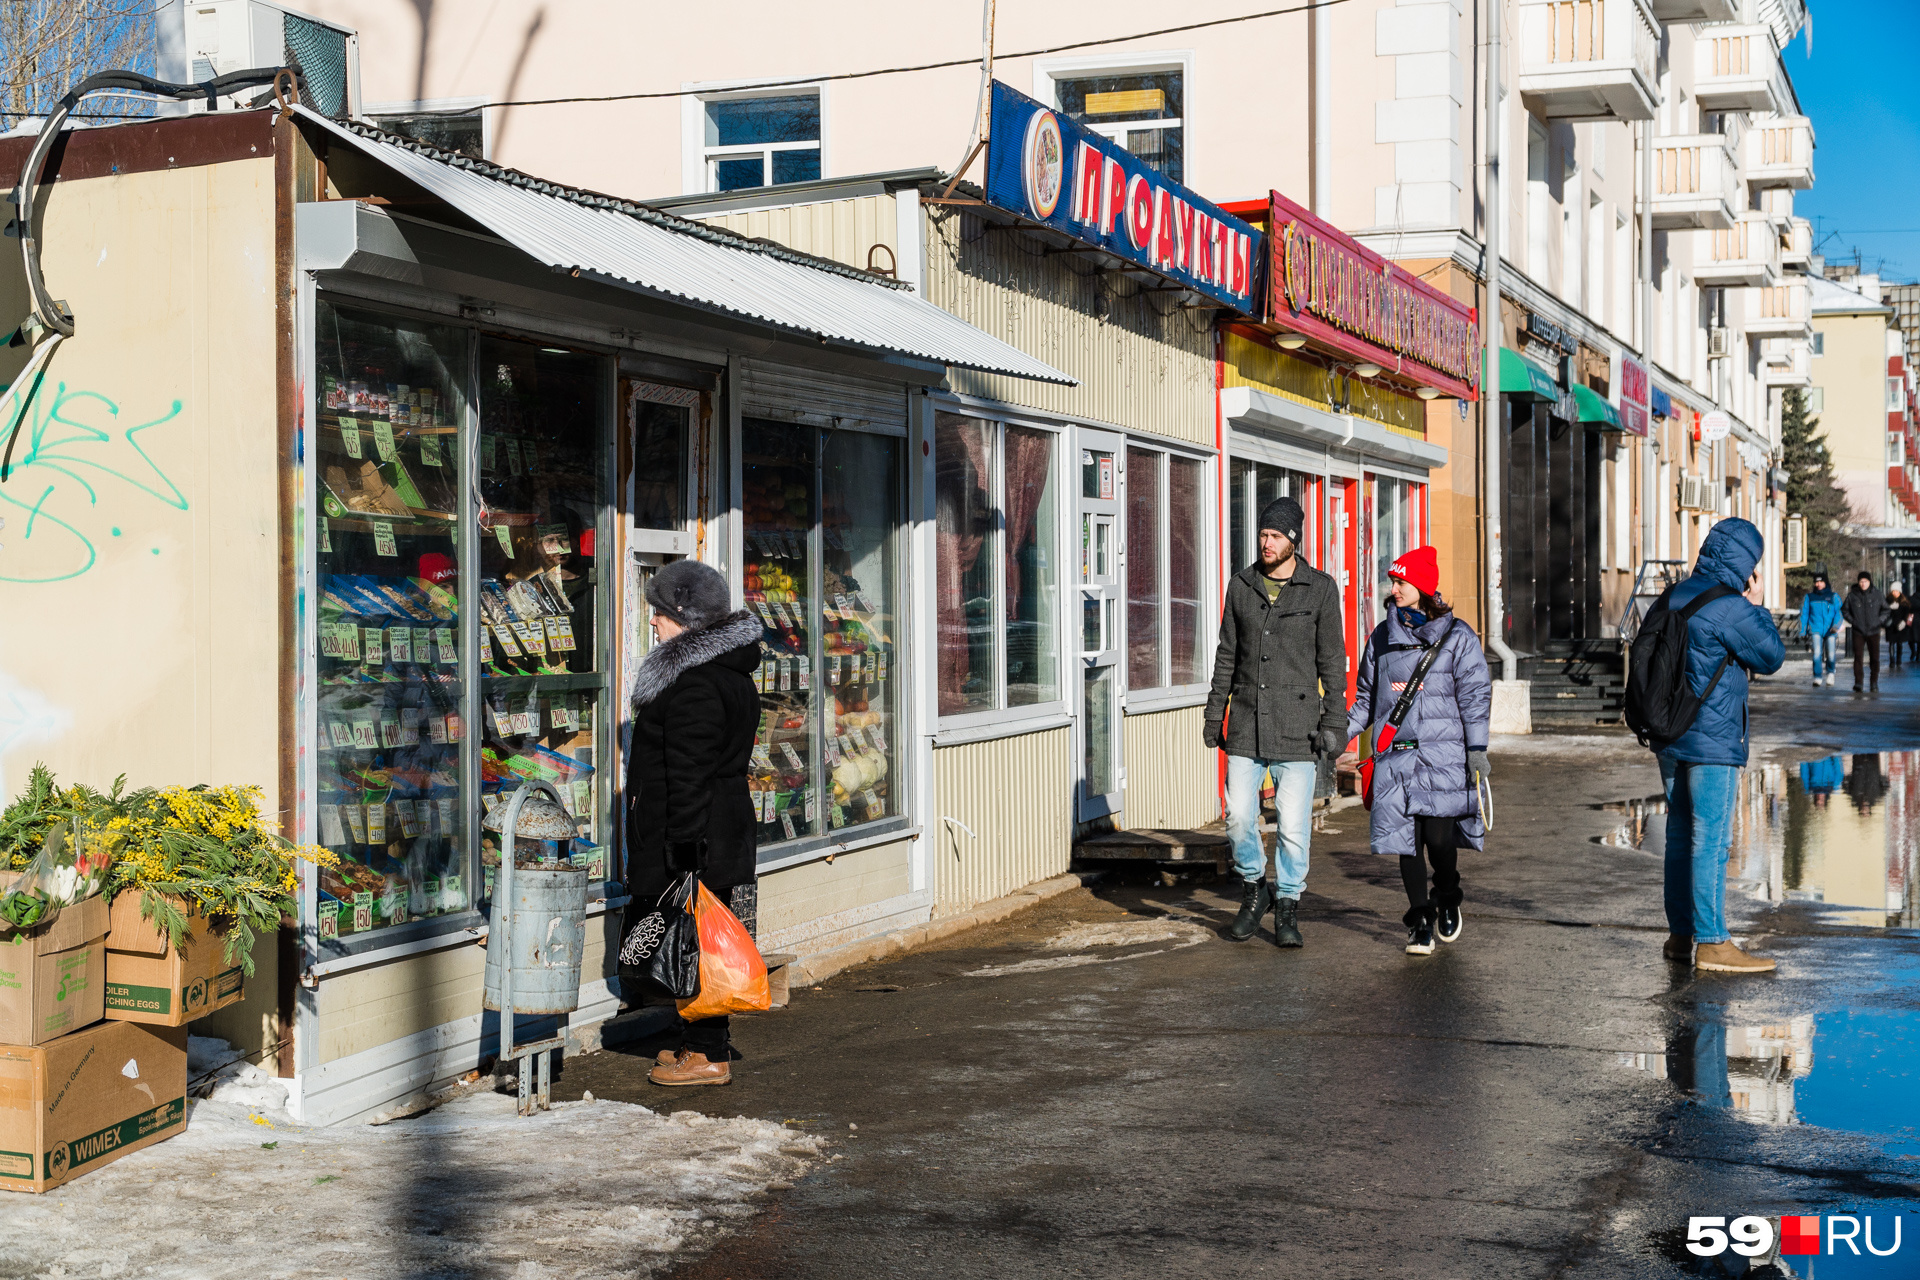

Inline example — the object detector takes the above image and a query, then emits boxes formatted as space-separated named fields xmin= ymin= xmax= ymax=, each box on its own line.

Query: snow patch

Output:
xmin=966 ymin=918 xmax=1210 ymax=977
xmin=0 ymin=1090 xmax=822 ymax=1279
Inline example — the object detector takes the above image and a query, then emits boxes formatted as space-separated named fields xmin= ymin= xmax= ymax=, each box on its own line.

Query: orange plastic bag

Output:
xmin=676 ymin=881 xmax=771 ymax=1020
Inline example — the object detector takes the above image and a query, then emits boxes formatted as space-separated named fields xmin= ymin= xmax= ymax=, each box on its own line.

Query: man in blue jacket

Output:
xmin=1797 ymin=571 xmax=1842 ymax=686
xmin=1651 ymin=518 xmax=1785 ymax=974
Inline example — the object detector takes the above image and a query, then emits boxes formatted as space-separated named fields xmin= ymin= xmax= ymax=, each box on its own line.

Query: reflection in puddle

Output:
xmin=1623 ymin=1017 xmax=1814 ymax=1125
xmin=1594 ymin=750 xmax=1920 ymax=928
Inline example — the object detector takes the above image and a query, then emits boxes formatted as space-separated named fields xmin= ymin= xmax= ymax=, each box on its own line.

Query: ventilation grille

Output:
xmin=283 ymin=14 xmax=348 ymax=116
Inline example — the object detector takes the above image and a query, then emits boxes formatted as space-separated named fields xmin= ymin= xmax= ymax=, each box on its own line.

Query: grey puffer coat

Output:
xmin=1346 ymin=609 xmax=1492 ymax=858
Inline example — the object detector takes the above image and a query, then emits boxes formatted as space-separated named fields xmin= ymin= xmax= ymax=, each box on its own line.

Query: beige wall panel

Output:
xmin=704 ymin=195 xmax=897 ymax=275
xmin=1813 ymin=313 xmax=1891 ymax=524
xmin=0 ymin=160 xmax=281 ymax=807
xmin=930 ymin=726 xmax=1072 ymax=913
xmin=757 ymin=837 xmax=912 ymax=939
xmin=925 ymin=211 xmax=1215 ymax=445
xmin=1122 ymin=705 xmax=1217 ymax=830
xmin=316 ymin=942 xmax=484 ymax=1064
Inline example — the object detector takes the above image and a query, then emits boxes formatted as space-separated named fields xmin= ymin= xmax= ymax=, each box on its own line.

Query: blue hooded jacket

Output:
xmin=1798 ymin=584 xmax=1841 ymax=637
xmin=1653 ymin=518 xmax=1785 ymax=767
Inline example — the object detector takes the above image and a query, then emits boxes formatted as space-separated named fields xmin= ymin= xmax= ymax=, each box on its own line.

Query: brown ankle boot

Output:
xmin=1662 ymin=935 xmax=1693 ymax=963
xmin=649 ymin=1050 xmax=732 ymax=1086
xmin=1693 ymin=941 xmax=1776 ymax=974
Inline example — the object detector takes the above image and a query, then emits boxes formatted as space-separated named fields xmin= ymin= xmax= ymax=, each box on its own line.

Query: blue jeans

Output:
xmin=1224 ymin=757 xmax=1317 ymax=898
xmin=1810 ymin=631 xmax=1837 ymax=680
xmin=1659 ymin=758 xmax=1738 ymax=945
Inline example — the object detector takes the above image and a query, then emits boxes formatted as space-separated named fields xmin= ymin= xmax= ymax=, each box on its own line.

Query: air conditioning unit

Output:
xmin=1708 ymin=327 xmax=1732 ymax=358
xmin=155 ymin=0 xmax=359 ymax=117
xmin=1679 ymin=473 xmax=1713 ymax=511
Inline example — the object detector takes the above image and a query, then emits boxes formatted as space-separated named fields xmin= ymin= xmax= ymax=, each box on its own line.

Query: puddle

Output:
xmin=1593 ymin=750 xmax=1920 ymax=928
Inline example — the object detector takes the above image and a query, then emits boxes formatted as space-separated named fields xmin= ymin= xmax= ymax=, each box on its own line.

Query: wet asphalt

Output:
xmin=556 ymin=666 xmax=1920 ymax=1279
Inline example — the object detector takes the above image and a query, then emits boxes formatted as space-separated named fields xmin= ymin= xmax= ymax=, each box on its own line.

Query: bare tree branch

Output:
xmin=0 ymin=0 xmax=155 ymax=131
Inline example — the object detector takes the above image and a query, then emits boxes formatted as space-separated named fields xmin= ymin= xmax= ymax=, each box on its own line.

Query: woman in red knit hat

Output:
xmin=1345 ymin=545 xmax=1493 ymax=955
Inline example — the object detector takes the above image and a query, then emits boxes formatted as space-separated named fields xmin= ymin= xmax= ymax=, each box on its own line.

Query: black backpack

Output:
xmin=1624 ymin=583 xmax=1739 ymax=747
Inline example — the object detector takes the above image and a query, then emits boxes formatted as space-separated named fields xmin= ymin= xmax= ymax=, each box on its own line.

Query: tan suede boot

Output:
xmin=1693 ymin=941 xmax=1776 ymax=974
xmin=1663 ymin=935 xmax=1693 ymax=963
xmin=649 ymin=1050 xmax=732 ymax=1086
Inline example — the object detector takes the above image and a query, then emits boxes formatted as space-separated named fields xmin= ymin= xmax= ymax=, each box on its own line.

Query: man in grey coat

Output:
xmin=1204 ymin=497 xmax=1349 ymax=947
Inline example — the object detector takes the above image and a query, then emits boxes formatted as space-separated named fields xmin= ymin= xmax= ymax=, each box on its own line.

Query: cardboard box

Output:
xmin=0 ymin=887 xmax=108 ymax=1046
xmin=0 ymin=1020 xmax=188 ymax=1193
xmin=104 ymin=895 xmax=244 ymax=1026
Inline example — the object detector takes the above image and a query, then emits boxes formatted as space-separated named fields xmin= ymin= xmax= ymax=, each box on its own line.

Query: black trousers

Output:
xmin=1890 ymin=633 xmax=1906 ymax=668
xmin=1400 ymin=816 xmax=1462 ymax=927
xmin=1853 ymin=631 xmax=1881 ymax=688
xmin=634 ymin=982 xmax=731 ymax=1059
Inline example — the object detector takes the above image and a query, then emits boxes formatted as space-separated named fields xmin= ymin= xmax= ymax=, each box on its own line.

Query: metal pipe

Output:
xmin=1641 ymin=118 xmax=1658 ymax=569
xmin=1483 ymin=0 xmax=1516 ymax=681
xmin=1313 ymin=0 xmax=1333 ymax=217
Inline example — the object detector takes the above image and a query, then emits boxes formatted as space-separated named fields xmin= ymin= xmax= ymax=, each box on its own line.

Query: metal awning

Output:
xmin=294 ymin=109 xmax=1073 ymax=386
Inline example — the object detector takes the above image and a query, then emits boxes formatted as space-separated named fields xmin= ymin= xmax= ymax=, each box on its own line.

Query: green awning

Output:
xmin=1572 ymin=383 xmax=1621 ymax=428
xmin=1498 ymin=347 xmax=1560 ymax=402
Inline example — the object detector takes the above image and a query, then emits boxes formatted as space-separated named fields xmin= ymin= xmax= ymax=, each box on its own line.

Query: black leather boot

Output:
xmin=1272 ymin=895 xmax=1303 ymax=948
xmin=1229 ymin=878 xmax=1273 ymax=942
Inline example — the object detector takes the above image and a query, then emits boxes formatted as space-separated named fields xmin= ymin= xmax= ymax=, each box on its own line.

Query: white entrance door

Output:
xmin=1077 ymin=429 xmax=1125 ymax=821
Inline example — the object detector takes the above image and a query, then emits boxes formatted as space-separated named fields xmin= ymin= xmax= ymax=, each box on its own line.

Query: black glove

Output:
xmin=1467 ymin=750 xmax=1491 ymax=780
xmin=1203 ymin=720 xmax=1224 ymax=750
xmin=667 ymin=840 xmax=706 ymax=872
xmin=1312 ymin=729 xmax=1346 ymax=758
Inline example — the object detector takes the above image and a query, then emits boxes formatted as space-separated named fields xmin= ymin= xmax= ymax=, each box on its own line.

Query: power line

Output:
xmin=453 ymin=0 xmax=1349 ymax=112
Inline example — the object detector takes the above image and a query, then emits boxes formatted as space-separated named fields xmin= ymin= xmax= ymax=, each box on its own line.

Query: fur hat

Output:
xmin=1258 ymin=497 xmax=1305 ymax=549
xmin=1388 ymin=545 xmax=1440 ymax=598
xmin=645 ymin=559 xmax=733 ymax=631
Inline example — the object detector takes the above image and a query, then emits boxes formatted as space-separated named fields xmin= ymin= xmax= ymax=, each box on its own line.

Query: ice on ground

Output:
xmin=0 ymin=1088 xmax=822 ymax=1280
xmin=966 ymin=918 xmax=1210 ymax=978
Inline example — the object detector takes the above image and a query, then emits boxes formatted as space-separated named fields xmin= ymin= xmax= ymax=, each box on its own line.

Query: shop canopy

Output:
xmin=294 ymin=109 xmax=1074 ymax=386
xmin=1572 ymin=384 xmax=1621 ymax=429
xmin=1498 ymin=347 xmax=1561 ymax=402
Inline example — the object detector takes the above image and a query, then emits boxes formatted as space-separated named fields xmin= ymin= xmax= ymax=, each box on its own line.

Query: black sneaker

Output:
xmin=1436 ymin=905 xmax=1462 ymax=943
xmin=1405 ymin=924 xmax=1435 ymax=956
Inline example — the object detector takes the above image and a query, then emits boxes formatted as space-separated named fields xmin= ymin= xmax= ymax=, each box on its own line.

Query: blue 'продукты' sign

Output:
xmin=982 ymin=81 xmax=1262 ymax=316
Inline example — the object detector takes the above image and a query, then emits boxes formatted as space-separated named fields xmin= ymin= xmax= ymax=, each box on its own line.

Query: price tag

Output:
xmin=445 ymin=713 xmax=463 ymax=742
xmin=319 ymin=621 xmax=342 ymax=659
xmin=511 ymin=711 xmax=534 ymax=735
xmin=878 ymin=653 xmax=889 ymax=683
xmin=387 ymin=627 xmax=413 ymax=664
xmin=752 ymin=601 xmax=776 ymax=628
xmin=865 ymin=651 xmax=877 ymax=682
xmin=490 ymin=622 xmax=522 ymax=658
xmin=751 ymin=743 xmax=773 ymax=768
xmin=343 ymin=806 xmax=368 ymax=843
xmin=372 ymin=522 xmax=397 ymax=557
xmin=834 ymin=593 xmax=852 ymax=616
xmin=824 ymin=735 xmax=841 ymax=764
xmin=546 ymin=616 xmax=577 ymax=651
xmin=829 ymin=655 xmax=841 ymax=685
xmin=572 ymin=779 xmax=592 ymax=818
xmin=797 ymin=656 xmax=811 ymax=690
xmin=480 ymin=624 xmax=495 ymax=663
xmin=366 ymin=803 xmax=388 ymax=843
xmin=480 ymin=435 xmax=497 ymax=472
xmin=371 ymin=419 xmax=398 ymax=462
xmin=380 ymin=717 xmax=402 ymax=747
xmin=395 ymin=799 xmax=423 ymax=838
xmin=778 ymin=657 xmax=792 ymax=691
xmin=870 ymin=725 xmax=888 ymax=752
xmin=362 ymin=627 xmax=384 ymax=664
xmin=438 ymin=798 xmax=457 ymax=835
xmin=318 ymin=805 xmax=347 ymax=846
xmin=435 ymin=627 xmax=457 ymax=664
xmin=829 ymin=804 xmax=846 ymax=830
xmin=352 ymin=903 xmax=372 ymax=932
xmin=850 ymin=726 xmax=870 ymax=751
xmin=838 ymin=733 xmax=857 ymax=760
xmin=504 ymin=438 xmax=523 ymax=475
xmin=805 ymin=792 xmax=818 ymax=823
xmin=857 ymin=592 xmax=876 ymax=614
xmin=445 ymin=873 xmax=462 ymax=901
xmin=753 ymin=661 xmax=768 ymax=693
xmin=352 ymin=719 xmax=378 ymax=749
xmin=327 ymin=722 xmax=354 ymax=749
xmin=513 ymin=619 xmax=548 ymax=656
xmin=419 ymin=434 xmax=443 ymax=467
xmin=339 ymin=418 xmax=363 ymax=459
xmin=770 ymin=601 xmax=791 ymax=628
xmin=413 ymin=627 xmax=433 ymax=664
xmin=319 ymin=907 xmax=338 ymax=939
xmin=861 ymin=788 xmax=880 ymax=813
xmin=491 ymin=707 xmax=513 ymax=736
xmin=428 ymin=716 xmax=449 ymax=744
xmin=779 ymin=811 xmax=797 ymax=841
xmin=779 ymin=741 xmax=804 ymax=770
xmin=494 ymin=524 xmax=514 ymax=558
xmin=320 ymin=516 xmax=332 ymax=553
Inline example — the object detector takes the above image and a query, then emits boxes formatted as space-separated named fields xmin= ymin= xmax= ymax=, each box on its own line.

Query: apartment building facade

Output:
xmin=1809 ymin=272 xmax=1919 ymax=532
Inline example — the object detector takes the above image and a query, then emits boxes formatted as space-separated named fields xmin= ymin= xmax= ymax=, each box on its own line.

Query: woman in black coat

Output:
xmin=623 ymin=559 xmax=762 ymax=1086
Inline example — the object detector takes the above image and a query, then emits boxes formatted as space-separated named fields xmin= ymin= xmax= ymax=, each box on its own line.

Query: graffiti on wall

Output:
xmin=0 ymin=382 xmax=188 ymax=583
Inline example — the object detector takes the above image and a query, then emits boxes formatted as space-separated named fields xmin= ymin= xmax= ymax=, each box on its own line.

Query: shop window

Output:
xmin=704 ymin=93 xmax=821 ymax=192
xmin=311 ymin=310 xmax=614 ymax=950
xmin=1054 ymin=69 xmax=1184 ymax=183
xmin=1126 ymin=446 xmax=1211 ymax=695
xmin=742 ymin=420 xmax=902 ymax=852
xmin=1369 ymin=475 xmax=1427 ymax=605
xmin=935 ymin=412 xmax=1061 ymax=720
xmin=369 ymin=107 xmax=485 ymax=159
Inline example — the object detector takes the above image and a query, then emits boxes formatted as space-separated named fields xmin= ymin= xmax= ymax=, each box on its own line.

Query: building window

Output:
xmin=370 ymin=108 xmax=485 ymax=159
xmin=1126 ymin=446 xmax=1209 ymax=694
xmin=703 ymin=93 xmax=820 ymax=192
xmin=1054 ymin=70 xmax=1184 ymax=182
xmin=1808 ymin=387 xmax=1825 ymax=413
xmin=1812 ymin=331 xmax=1826 ymax=356
xmin=935 ymin=412 xmax=1060 ymax=719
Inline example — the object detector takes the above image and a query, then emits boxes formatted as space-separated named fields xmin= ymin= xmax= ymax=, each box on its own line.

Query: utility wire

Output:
xmin=429 ymin=0 xmax=1351 ymax=112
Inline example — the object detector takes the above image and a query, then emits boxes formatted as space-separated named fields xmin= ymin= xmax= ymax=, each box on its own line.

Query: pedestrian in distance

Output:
xmin=1346 ymin=546 xmax=1491 ymax=957
xmin=1885 ymin=581 xmax=1912 ymax=671
xmin=1640 ymin=518 xmax=1784 ymax=974
xmin=1204 ymin=496 xmax=1348 ymax=948
xmin=622 ymin=559 xmax=764 ymax=1086
xmin=1798 ymin=571 xmax=1841 ymax=687
xmin=1843 ymin=570 xmax=1889 ymax=693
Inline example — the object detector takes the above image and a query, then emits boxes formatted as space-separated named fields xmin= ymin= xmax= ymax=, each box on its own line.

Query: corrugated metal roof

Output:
xmin=294 ymin=108 xmax=1073 ymax=386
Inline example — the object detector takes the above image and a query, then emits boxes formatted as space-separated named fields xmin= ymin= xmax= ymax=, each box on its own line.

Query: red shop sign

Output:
xmin=1266 ymin=190 xmax=1481 ymax=400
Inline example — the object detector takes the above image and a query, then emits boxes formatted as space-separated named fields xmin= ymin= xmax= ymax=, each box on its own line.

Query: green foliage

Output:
xmin=1782 ymin=387 xmax=1867 ymax=602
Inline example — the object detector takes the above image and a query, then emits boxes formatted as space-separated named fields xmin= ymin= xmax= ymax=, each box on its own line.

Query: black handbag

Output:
xmin=619 ymin=873 xmax=700 ymax=999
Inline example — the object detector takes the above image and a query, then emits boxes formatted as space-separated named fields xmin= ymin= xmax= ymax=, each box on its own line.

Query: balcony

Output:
xmin=1744 ymin=278 xmax=1812 ymax=340
xmin=1758 ymin=186 xmax=1794 ymax=229
xmin=1650 ymin=134 xmax=1738 ymax=230
xmin=1744 ymin=115 xmax=1815 ymax=190
xmin=1517 ymin=0 xmax=1660 ymax=122
xmin=1695 ymin=25 xmax=1784 ymax=114
xmin=1761 ymin=337 xmax=1812 ymax=388
xmin=1647 ymin=0 xmax=1738 ymax=20
xmin=1696 ymin=213 xmax=1780 ymax=288
xmin=1781 ymin=216 xmax=1813 ymax=267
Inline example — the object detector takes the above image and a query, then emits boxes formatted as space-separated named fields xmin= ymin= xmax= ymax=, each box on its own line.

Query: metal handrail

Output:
xmin=1618 ymin=559 xmax=1692 ymax=646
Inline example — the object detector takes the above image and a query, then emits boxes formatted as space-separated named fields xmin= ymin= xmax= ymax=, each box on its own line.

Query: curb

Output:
xmin=784 ymin=870 xmax=1103 ymax=989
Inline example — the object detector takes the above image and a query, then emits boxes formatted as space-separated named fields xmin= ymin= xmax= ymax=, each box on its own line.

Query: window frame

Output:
xmin=364 ymin=96 xmax=490 ymax=159
xmin=681 ymin=80 xmax=828 ymax=195
xmin=1034 ymin=51 xmax=1195 ymax=183
xmin=934 ymin=408 xmax=1069 ymax=741
xmin=1123 ymin=438 xmax=1216 ymax=715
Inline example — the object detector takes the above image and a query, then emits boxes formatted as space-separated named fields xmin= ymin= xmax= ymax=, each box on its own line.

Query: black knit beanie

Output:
xmin=1258 ymin=497 xmax=1305 ymax=549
